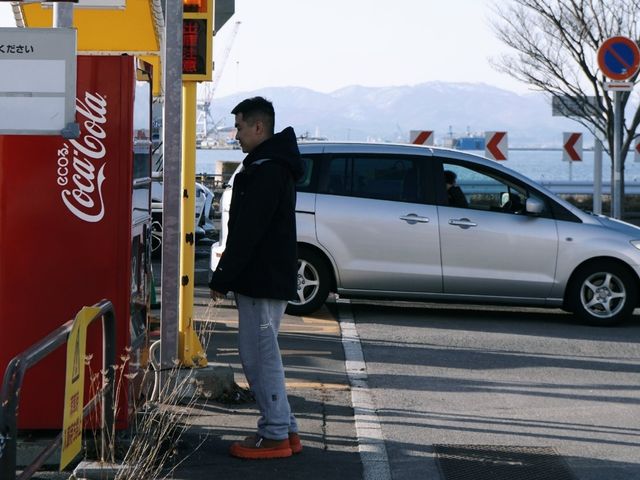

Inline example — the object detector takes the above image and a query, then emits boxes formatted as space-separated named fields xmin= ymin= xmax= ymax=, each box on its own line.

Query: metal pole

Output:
xmin=101 ymin=307 xmax=116 ymax=463
xmin=160 ymin=1 xmax=183 ymax=384
xmin=613 ymin=91 xmax=623 ymax=219
xmin=0 ymin=359 xmax=20 ymax=480
xmin=568 ymin=159 xmax=573 ymax=182
xmin=179 ymin=81 xmax=206 ymax=367
xmin=53 ymin=2 xmax=73 ymax=28
xmin=593 ymin=136 xmax=603 ymax=215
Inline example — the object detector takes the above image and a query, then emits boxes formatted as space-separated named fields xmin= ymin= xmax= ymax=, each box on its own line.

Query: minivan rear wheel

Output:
xmin=286 ymin=249 xmax=331 ymax=316
xmin=568 ymin=261 xmax=637 ymax=326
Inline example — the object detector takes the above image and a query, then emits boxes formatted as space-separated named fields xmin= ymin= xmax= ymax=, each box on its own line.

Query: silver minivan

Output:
xmin=212 ymin=142 xmax=640 ymax=326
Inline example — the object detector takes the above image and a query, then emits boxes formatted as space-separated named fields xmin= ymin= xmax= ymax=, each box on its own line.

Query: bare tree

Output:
xmin=491 ymin=0 xmax=640 ymax=211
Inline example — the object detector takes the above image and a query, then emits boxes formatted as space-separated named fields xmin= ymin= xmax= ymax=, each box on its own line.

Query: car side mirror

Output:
xmin=525 ymin=197 xmax=544 ymax=215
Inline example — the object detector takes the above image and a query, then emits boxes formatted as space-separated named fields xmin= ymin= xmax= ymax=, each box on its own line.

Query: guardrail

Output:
xmin=540 ymin=180 xmax=640 ymax=195
xmin=0 ymin=300 xmax=116 ymax=480
xmin=196 ymin=172 xmax=232 ymax=193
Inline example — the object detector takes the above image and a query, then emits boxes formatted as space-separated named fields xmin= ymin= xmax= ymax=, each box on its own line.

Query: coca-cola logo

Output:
xmin=57 ymin=92 xmax=108 ymax=223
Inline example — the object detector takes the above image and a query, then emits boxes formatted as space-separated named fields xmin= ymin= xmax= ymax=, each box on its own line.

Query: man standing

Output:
xmin=209 ymin=97 xmax=304 ymax=459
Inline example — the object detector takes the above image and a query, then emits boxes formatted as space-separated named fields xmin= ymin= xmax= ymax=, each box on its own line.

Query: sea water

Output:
xmin=196 ymin=148 xmax=640 ymax=183
xmin=196 ymin=148 xmax=244 ymax=175
xmin=476 ymin=149 xmax=640 ymax=183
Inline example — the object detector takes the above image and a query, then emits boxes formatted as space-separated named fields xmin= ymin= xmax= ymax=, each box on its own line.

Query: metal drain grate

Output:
xmin=433 ymin=444 xmax=577 ymax=480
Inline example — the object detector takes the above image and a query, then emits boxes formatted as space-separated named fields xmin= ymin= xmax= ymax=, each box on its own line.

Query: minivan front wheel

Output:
xmin=568 ymin=261 xmax=637 ymax=326
xmin=286 ymin=249 xmax=331 ymax=316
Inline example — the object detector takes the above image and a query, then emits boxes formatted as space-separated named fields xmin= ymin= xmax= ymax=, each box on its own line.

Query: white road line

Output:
xmin=337 ymin=300 xmax=392 ymax=480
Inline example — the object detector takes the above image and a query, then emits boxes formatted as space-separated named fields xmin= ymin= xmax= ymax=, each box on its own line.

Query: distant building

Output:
xmin=443 ymin=126 xmax=485 ymax=150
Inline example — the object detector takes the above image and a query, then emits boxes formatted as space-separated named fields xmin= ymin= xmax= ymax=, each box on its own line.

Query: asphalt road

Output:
xmin=342 ymin=300 xmax=640 ymax=480
xmin=149 ymin=245 xmax=640 ymax=480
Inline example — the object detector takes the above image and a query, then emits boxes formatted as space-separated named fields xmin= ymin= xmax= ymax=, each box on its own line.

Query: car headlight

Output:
xmin=631 ymin=240 xmax=640 ymax=250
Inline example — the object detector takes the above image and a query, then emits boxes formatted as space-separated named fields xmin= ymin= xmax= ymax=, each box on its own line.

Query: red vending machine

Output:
xmin=0 ymin=55 xmax=152 ymax=429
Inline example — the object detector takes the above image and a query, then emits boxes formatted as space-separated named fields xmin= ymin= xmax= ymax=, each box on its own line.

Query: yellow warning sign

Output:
xmin=60 ymin=306 xmax=100 ymax=470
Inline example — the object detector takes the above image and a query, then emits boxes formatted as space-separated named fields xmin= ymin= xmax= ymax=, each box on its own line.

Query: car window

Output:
xmin=321 ymin=155 xmax=422 ymax=202
xmin=296 ymin=156 xmax=315 ymax=192
xmin=442 ymin=162 xmax=547 ymax=215
xmin=326 ymin=157 xmax=350 ymax=195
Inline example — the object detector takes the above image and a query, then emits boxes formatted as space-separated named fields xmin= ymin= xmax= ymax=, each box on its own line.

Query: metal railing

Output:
xmin=196 ymin=172 xmax=233 ymax=192
xmin=540 ymin=180 xmax=640 ymax=195
xmin=0 ymin=300 xmax=116 ymax=480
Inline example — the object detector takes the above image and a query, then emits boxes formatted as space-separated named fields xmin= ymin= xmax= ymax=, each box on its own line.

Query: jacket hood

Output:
xmin=243 ymin=126 xmax=305 ymax=181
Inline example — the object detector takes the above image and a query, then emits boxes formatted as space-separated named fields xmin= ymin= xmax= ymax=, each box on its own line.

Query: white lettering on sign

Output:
xmin=58 ymin=92 xmax=108 ymax=223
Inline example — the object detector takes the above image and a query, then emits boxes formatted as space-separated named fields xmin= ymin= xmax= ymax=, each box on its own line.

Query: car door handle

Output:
xmin=449 ymin=218 xmax=477 ymax=228
xmin=400 ymin=213 xmax=430 ymax=224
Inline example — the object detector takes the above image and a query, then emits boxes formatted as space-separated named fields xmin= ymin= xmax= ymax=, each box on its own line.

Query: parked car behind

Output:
xmin=212 ymin=142 xmax=640 ymax=326
xmin=152 ymin=180 xmax=215 ymax=256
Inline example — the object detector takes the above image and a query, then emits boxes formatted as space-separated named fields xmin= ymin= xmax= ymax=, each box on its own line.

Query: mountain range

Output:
xmin=206 ymin=82 xmax=590 ymax=147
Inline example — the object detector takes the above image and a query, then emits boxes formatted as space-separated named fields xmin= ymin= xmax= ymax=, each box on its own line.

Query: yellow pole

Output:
xmin=179 ymin=80 xmax=207 ymax=367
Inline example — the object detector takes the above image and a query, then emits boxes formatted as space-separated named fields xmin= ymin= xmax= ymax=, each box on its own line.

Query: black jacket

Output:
xmin=208 ymin=127 xmax=304 ymax=299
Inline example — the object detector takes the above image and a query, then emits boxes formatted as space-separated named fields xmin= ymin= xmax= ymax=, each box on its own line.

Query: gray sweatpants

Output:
xmin=236 ymin=294 xmax=299 ymax=440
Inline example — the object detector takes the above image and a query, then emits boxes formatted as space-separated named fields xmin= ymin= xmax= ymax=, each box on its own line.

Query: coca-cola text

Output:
xmin=58 ymin=92 xmax=108 ymax=223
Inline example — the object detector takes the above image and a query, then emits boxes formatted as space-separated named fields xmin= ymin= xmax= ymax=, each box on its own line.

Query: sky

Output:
xmin=0 ymin=0 xmax=527 ymax=98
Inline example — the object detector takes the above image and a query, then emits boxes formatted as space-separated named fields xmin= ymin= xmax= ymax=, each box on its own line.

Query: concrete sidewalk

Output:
xmin=168 ymin=287 xmax=363 ymax=479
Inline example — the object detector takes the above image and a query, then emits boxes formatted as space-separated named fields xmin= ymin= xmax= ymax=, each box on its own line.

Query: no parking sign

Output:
xmin=598 ymin=36 xmax=640 ymax=81
xmin=598 ymin=36 xmax=639 ymax=219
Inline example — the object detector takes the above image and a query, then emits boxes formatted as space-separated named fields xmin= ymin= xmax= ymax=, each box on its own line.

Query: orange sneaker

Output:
xmin=229 ymin=435 xmax=292 ymax=459
xmin=289 ymin=432 xmax=303 ymax=454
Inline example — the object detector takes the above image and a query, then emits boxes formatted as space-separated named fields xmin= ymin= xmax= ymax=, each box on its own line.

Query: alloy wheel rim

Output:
xmin=291 ymin=259 xmax=320 ymax=306
xmin=580 ymin=271 xmax=626 ymax=319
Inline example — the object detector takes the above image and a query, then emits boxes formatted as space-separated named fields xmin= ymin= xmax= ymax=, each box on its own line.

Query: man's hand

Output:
xmin=210 ymin=289 xmax=226 ymax=300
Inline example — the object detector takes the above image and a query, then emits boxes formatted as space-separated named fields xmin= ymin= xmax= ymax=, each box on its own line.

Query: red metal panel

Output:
xmin=0 ymin=55 xmax=135 ymax=429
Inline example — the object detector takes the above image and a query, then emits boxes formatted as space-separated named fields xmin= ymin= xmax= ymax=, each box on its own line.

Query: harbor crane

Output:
xmin=196 ymin=20 xmax=241 ymax=145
